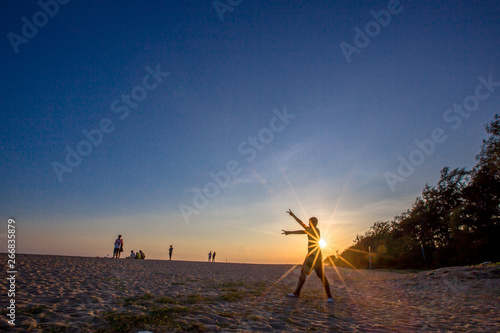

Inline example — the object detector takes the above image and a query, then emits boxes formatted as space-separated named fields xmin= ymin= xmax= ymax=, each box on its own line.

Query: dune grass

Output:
xmin=100 ymin=306 xmax=196 ymax=332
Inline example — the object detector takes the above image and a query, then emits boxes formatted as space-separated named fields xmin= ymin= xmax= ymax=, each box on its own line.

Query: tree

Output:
xmin=452 ymin=114 xmax=500 ymax=263
xmin=333 ymin=114 xmax=499 ymax=269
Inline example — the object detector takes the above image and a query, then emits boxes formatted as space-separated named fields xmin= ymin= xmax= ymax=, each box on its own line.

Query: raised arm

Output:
xmin=286 ymin=209 xmax=307 ymax=229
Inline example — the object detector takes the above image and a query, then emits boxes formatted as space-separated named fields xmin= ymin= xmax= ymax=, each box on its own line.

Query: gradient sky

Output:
xmin=1 ymin=0 xmax=499 ymax=263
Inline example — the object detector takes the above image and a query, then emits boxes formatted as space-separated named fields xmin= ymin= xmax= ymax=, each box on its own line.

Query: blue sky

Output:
xmin=0 ymin=0 xmax=499 ymax=263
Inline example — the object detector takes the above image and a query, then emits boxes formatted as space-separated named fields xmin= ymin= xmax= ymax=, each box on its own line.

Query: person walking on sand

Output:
xmin=282 ymin=209 xmax=334 ymax=303
xmin=212 ymin=251 xmax=216 ymax=262
xmin=113 ymin=235 xmax=123 ymax=259
xmin=208 ymin=251 xmax=212 ymax=262
xmin=169 ymin=245 xmax=173 ymax=260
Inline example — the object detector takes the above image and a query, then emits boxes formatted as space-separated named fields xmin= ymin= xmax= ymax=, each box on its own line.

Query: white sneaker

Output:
xmin=286 ymin=293 xmax=298 ymax=298
xmin=327 ymin=298 xmax=335 ymax=303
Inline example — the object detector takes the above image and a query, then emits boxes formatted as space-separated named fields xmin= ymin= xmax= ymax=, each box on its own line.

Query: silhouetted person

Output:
xmin=282 ymin=209 xmax=334 ymax=303
xmin=208 ymin=251 xmax=212 ymax=262
xmin=169 ymin=245 xmax=173 ymax=260
xmin=212 ymin=251 xmax=216 ymax=262
xmin=112 ymin=235 xmax=123 ymax=259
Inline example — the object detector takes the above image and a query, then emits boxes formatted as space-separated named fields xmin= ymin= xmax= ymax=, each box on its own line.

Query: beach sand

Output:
xmin=0 ymin=254 xmax=499 ymax=332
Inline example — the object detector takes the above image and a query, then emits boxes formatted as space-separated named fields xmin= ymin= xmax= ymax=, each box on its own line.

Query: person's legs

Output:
xmin=289 ymin=255 xmax=315 ymax=297
xmin=291 ymin=270 xmax=307 ymax=296
xmin=314 ymin=264 xmax=332 ymax=299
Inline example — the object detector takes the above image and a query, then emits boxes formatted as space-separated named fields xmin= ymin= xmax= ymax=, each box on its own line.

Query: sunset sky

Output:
xmin=1 ymin=0 xmax=499 ymax=263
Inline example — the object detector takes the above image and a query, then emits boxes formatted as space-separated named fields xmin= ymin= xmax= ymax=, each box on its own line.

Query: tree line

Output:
xmin=329 ymin=114 xmax=499 ymax=269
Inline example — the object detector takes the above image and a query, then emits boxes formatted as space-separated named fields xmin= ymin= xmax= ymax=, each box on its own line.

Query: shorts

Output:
xmin=113 ymin=248 xmax=120 ymax=254
xmin=302 ymin=252 xmax=324 ymax=276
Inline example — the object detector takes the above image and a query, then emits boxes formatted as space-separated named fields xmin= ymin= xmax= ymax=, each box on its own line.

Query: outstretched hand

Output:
xmin=286 ymin=208 xmax=306 ymax=229
xmin=281 ymin=229 xmax=288 ymax=236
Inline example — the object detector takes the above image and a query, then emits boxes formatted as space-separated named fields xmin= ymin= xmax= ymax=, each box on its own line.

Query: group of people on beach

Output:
xmin=111 ymin=235 xmax=146 ymax=260
xmin=128 ymin=250 xmax=145 ymax=259
xmin=110 ymin=209 xmax=333 ymax=303
xmin=112 ymin=235 xmax=174 ymax=261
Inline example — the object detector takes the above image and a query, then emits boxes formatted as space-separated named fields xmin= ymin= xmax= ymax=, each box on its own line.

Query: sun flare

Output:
xmin=319 ymin=239 xmax=327 ymax=249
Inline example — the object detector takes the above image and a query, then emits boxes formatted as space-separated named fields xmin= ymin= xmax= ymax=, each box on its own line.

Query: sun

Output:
xmin=319 ymin=238 xmax=327 ymax=249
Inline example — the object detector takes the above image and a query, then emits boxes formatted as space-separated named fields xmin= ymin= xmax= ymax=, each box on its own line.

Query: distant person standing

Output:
xmin=113 ymin=235 xmax=123 ymax=259
xmin=212 ymin=251 xmax=216 ymax=262
xmin=169 ymin=245 xmax=174 ymax=260
xmin=208 ymin=251 xmax=212 ymax=262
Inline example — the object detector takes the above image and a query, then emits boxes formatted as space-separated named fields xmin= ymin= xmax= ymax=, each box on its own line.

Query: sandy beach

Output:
xmin=1 ymin=254 xmax=499 ymax=332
